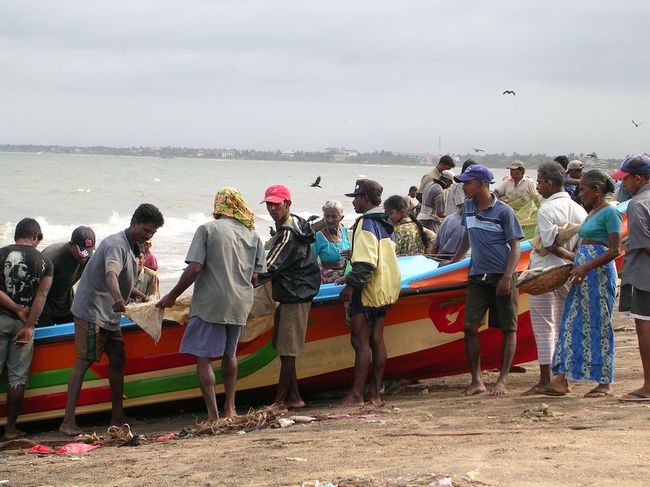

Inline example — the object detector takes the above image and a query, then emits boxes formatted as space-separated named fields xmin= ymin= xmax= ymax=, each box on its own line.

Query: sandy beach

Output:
xmin=0 ymin=312 xmax=648 ymax=487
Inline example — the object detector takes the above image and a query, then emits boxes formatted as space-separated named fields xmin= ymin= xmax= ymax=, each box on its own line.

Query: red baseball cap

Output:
xmin=260 ymin=184 xmax=291 ymax=204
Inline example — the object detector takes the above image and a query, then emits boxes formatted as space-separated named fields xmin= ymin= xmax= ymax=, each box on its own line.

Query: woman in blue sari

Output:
xmin=545 ymin=170 xmax=622 ymax=397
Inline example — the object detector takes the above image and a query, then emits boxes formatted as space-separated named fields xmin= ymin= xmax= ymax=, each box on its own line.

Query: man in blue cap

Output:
xmin=451 ymin=164 xmax=524 ymax=396
xmin=615 ymin=155 xmax=650 ymax=401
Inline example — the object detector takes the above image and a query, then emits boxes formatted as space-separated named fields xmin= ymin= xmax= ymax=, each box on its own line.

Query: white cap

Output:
xmin=567 ymin=160 xmax=584 ymax=170
xmin=441 ymin=169 xmax=456 ymax=180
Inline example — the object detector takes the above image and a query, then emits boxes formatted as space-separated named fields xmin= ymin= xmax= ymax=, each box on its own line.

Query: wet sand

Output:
xmin=1 ymin=313 xmax=649 ymax=487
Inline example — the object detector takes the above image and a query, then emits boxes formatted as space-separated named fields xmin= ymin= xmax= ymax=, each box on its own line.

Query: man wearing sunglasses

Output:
xmin=39 ymin=226 xmax=96 ymax=326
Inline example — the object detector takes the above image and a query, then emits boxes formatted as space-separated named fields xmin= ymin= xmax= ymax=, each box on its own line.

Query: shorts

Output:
xmin=74 ymin=318 xmax=125 ymax=362
xmin=619 ymin=284 xmax=650 ymax=321
xmin=464 ymin=273 xmax=519 ymax=332
xmin=179 ymin=315 xmax=242 ymax=358
xmin=346 ymin=289 xmax=389 ymax=327
xmin=0 ymin=314 xmax=33 ymax=387
xmin=37 ymin=311 xmax=74 ymax=327
xmin=272 ymin=302 xmax=311 ymax=357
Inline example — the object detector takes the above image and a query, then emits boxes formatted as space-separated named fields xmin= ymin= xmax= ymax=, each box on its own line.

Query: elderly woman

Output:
xmin=312 ymin=200 xmax=351 ymax=284
xmin=545 ymin=170 xmax=621 ymax=398
xmin=384 ymin=195 xmax=434 ymax=255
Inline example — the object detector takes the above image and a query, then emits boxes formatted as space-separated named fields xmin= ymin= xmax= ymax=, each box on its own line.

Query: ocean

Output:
xmin=0 ymin=151 xmax=509 ymax=292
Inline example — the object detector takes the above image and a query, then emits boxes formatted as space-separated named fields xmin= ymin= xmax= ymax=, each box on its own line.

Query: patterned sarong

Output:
xmin=551 ymin=244 xmax=616 ymax=383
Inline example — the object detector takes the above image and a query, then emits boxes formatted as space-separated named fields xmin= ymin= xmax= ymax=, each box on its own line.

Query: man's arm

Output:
xmin=106 ymin=270 xmax=126 ymax=313
xmin=157 ymin=262 xmax=202 ymax=308
xmin=496 ymin=239 xmax=521 ymax=296
xmin=257 ymin=229 xmax=293 ymax=285
xmin=0 ymin=290 xmax=28 ymax=322
xmin=13 ymin=276 xmax=53 ymax=345
xmin=450 ymin=231 xmax=469 ymax=263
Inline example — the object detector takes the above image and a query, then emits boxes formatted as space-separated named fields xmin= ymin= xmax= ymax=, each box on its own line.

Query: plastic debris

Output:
xmin=286 ymin=456 xmax=308 ymax=462
xmin=289 ymin=415 xmax=316 ymax=423
xmin=155 ymin=433 xmax=176 ymax=443
xmin=278 ymin=418 xmax=295 ymax=428
xmin=26 ymin=443 xmax=100 ymax=455
xmin=429 ymin=477 xmax=453 ymax=487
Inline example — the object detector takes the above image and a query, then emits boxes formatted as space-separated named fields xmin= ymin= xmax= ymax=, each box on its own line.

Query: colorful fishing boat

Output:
xmin=0 ymin=205 xmax=629 ymax=425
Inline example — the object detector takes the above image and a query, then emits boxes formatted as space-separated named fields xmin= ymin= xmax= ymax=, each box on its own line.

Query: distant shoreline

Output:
xmin=0 ymin=145 xmax=620 ymax=169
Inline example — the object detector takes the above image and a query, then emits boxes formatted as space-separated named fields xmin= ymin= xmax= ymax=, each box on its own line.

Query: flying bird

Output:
xmin=586 ymin=152 xmax=598 ymax=159
xmin=632 ymin=120 xmax=643 ymax=127
xmin=502 ymin=90 xmax=516 ymax=95
xmin=473 ymin=148 xmax=485 ymax=153
xmin=310 ymin=176 xmax=322 ymax=188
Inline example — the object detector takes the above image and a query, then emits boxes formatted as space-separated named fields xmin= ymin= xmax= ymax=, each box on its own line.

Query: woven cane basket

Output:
xmin=516 ymin=264 xmax=573 ymax=296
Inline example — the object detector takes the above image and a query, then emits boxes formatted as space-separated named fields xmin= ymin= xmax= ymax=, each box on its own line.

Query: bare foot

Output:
xmin=3 ymin=428 xmax=27 ymax=441
xmin=271 ymin=402 xmax=289 ymax=413
xmin=287 ymin=399 xmax=306 ymax=409
xmin=521 ymin=383 xmax=548 ymax=396
xmin=59 ymin=421 xmax=83 ymax=436
xmin=339 ymin=394 xmax=365 ymax=407
xmin=490 ymin=381 xmax=508 ymax=396
xmin=543 ymin=376 xmax=571 ymax=396
xmin=223 ymin=409 xmax=238 ymax=419
xmin=584 ymin=384 xmax=611 ymax=398
xmin=366 ymin=394 xmax=385 ymax=406
xmin=462 ymin=381 xmax=486 ymax=396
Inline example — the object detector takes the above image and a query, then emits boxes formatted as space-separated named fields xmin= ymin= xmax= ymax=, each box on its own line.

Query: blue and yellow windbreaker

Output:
xmin=346 ymin=208 xmax=401 ymax=307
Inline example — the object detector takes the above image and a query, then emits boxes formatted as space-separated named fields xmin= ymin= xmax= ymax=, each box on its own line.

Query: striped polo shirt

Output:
xmin=461 ymin=195 xmax=524 ymax=276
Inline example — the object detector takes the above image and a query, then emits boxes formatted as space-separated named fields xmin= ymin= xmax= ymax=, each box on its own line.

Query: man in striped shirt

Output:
xmin=451 ymin=165 xmax=524 ymax=396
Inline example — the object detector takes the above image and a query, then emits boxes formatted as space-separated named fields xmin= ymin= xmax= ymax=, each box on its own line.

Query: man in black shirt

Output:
xmin=0 ymin=218 xmax=53 ymax=440
xmin=39 ymin=226 xmax=95 ymax=326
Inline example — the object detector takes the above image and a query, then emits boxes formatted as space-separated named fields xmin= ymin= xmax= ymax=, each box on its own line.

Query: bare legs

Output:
xmin=340 ymin=314 xmax=386 ymax=406
xmin=274 ymin=356 xmax=305 ymax=410
xmin=59 ymin=358 xmax=94 ymax=435
xmin=197 ymin=358 xmax=219 ymax=421
xmin=221 ymin=355 xmax=238 ymax=418
xmin=623 ymin=320 xmax=650 ymax=399
xmin=59 ymin=354 xmax=126 ymax=436
xmin=3 ymin=385 xmax=26 ymax=440
xmin=462 ymin=325 xmax=515 ymax=396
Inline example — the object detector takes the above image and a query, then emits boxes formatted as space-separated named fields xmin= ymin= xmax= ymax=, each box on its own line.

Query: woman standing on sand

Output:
xmin=546 ymin=170 xmax=621 ymax=398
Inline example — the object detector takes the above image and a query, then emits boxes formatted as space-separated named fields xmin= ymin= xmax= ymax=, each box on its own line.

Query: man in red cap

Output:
xmin=257 ymin=185 xmax=320 ymax=410
xmin=39 ymin=226 xmax=96 ymax=326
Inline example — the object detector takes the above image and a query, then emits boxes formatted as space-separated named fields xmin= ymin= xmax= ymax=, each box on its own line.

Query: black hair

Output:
xmin=15 ymin=218 xmax=43 ymax=241
xmin=438 ymin=154 xmax=455 ymax=168
xmin=462 ymin=159 xmax=476 ymax=174
xmin=582 ymin=169 xmax=615 ymax=195
xmin=366 ymin=192 xmax=382 ymax=206
xmin=409 ymin=185 xmax=418 ymax=192
xmin=553 ymin=155 xmax=569 ymax=170
xmin=537 ymin=162 xmax=565 ymax=188
xmin=383 ymin=195 xmax=430 ymax=249
xmin=131 ymin=203 xmax=165 ymax=227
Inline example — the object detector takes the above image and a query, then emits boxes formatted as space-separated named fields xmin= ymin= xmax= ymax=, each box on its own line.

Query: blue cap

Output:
xmin=611 ymin=154 xmax=650 ymax=180
xmin=453 ymin=164 xmax=494 ymax=184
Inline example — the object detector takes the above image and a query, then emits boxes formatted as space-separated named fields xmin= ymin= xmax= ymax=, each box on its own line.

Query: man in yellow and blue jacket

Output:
xmin=340 ymin=179 xmax=400 ymax=406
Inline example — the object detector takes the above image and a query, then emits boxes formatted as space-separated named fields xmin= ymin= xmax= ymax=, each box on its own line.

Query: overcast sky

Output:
xmin=1 ymin=0 xmax=648 ymax=158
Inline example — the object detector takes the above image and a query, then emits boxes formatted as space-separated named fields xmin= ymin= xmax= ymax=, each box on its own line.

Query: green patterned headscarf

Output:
xmin=213 ymin=187 xmax=255 ymax=229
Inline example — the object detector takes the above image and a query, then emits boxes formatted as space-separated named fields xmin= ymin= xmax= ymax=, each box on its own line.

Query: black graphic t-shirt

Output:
xmin=0 ymin=244 xmax=53 ymax=317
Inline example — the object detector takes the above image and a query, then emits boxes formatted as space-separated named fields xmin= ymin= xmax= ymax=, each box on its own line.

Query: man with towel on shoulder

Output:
xmin=157 ymin=189 xmax=265 ymax=419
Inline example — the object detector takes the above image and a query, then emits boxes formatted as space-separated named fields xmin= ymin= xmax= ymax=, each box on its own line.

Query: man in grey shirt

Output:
xmin=59 ymin=204 xmax=164 ymax=435
xmin=158 ymin=189 xmax=265 ymax=419
xmin=615 ymin=155 xmax=650 ymax=401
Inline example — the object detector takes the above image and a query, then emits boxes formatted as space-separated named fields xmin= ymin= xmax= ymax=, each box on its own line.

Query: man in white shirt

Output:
xmin=523 ymin=162 xmax=587 ymax=396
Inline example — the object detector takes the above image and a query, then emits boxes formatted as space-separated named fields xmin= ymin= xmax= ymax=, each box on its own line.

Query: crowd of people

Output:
xmin=1 ymin=153 xmax=650 ymax=441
